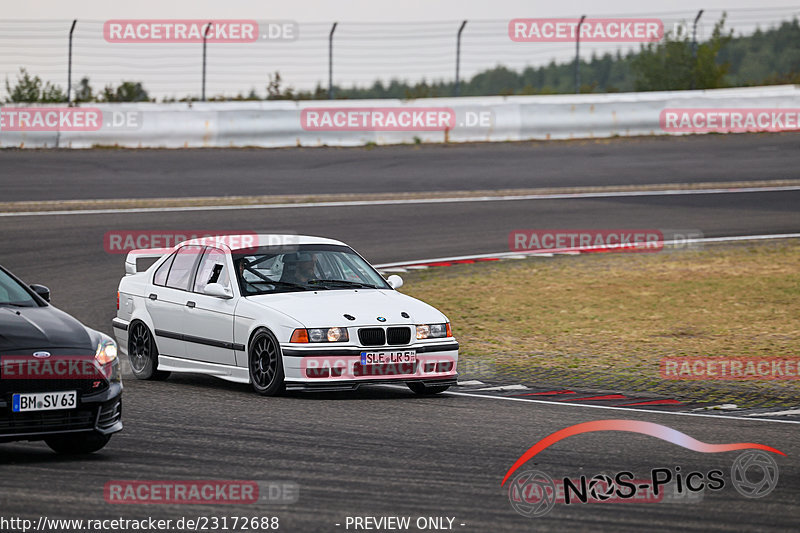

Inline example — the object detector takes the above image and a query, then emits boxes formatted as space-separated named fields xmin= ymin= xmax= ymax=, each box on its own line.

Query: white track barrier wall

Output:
xmin=1 ymin=85 xmax=798 ymax=149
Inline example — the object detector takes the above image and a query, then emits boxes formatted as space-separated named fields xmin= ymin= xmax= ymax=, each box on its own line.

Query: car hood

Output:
xmin=244 ymin=289 xmax=447 ymax=328
xmin=0 ymin=305 xmax=93 ymax=352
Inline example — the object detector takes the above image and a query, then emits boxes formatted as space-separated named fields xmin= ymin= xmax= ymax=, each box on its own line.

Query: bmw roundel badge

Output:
xmin=376 ymin=317 xmax=387 ymax=322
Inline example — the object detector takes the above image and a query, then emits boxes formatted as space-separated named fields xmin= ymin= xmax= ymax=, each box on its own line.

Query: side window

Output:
xmin=165 ymin=245 xmax=203 ymax=291
xmin=153 ymin=253 xmax=176 ymax=286
xmin=194 ymin=248 xmax=230 ymax=294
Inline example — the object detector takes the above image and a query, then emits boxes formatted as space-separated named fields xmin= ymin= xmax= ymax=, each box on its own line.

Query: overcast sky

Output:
xmin=3 ymin=1 xmax=798 ymax=100
xmin=7 ymin=0 xmax=800 ymax=21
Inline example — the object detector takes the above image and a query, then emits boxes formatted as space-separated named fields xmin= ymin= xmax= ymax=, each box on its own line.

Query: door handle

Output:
xmin=186 ymin=301 xmax=196 ymax=308
xmin=148 ymin=293 xmax=157 ymax=300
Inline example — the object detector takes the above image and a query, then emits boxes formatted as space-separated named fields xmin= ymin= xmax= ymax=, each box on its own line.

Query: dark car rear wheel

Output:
xmin=128 ymin=321 xmax=170 ymax=380
xmin=249 ymin=328 xmax=285 ymax=396
xmin=44 ymin=432 xmax=111 ymax=454
xmin=407 ymin=382 xmax=450 ymax=395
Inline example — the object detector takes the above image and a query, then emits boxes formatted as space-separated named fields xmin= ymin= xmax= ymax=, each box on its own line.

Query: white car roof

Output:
xmin=181 ymin=234 xmax=346 ymax=251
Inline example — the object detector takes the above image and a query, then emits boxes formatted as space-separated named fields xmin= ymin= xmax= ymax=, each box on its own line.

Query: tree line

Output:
xmin=4 ymin=16 xmax=799 ymax=103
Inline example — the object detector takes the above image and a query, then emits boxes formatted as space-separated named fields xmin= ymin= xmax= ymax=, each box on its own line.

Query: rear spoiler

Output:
xmin=124 ymin=248 xmax=171 ymax=275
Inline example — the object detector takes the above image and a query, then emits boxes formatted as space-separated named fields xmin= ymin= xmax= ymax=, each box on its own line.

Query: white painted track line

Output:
xmin=744 ymin=408 xmax=800 ymax=417
xmin=443 ymin=390 xmax=800 ymax=425
xmin=470 ymin=384 xmax=529 ymax=391
xmin=2 ymin=184 xmax=799 ymax=217
xmin=373 ymin=233 xmax=800 ymax=269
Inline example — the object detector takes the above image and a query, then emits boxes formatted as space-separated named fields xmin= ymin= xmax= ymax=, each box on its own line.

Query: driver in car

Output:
xmin=236 ymin=258 xmax=257 ymax=294
xmin=281 ymin=252 xmax=317 ymax=285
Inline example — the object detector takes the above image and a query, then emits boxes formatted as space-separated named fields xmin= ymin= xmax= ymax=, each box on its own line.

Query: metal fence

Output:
xmin=1 ymin=6 xmax=798 ymax=102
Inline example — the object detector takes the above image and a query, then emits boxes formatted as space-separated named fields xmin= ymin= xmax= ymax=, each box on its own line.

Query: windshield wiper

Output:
xmin=308 ymin=279 xmax=380 ymax=289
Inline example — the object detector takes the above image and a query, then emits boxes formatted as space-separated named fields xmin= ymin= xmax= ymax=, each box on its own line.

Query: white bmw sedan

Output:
xmin=112 ymin=235 xmax=458 ymax=396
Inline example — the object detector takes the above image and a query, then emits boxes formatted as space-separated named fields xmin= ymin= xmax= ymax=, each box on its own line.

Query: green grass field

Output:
xmin=399 ymin=240 xmax=800 ymax=407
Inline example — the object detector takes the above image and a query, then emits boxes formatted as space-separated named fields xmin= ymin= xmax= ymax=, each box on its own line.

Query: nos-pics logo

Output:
xmin=502 ymin=420 xmax=784 ymax=518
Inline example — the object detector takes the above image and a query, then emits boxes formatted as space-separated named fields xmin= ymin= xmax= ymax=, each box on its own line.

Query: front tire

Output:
xmin=407 ymin=382 xmax=450 ymax=395
xmin=128 ymin=321 xmax=170 ymax=380
xmin=249 ymin=328 xmax=285 ymax=396
xmin=45 ymin=432 xmax=111 ymax=454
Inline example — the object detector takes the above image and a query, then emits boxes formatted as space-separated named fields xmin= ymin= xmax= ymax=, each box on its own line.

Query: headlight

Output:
xmin=325 ymin=327 xmax=346 ymax=342
xmin=95 ymin=340 xmax=118 ymax=365
xmin=416 ymin=323 xmax=451 ymax=339
xmin=290 ymin=328 xmax=349 ymax=343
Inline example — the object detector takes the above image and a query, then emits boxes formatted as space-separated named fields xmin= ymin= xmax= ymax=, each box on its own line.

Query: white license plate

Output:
xmin=360 ymin=350 xmax=416 ymax=365
xmin=12 ymin=391 xmax=77 ymax=412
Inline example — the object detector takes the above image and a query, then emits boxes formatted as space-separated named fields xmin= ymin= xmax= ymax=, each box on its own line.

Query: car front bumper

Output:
xmin=0 ymin=382 xmax=123 ymax=442
xmin=281 ymin=340 xmax=458 ymax=391
xmin=284 ymin=376 xmax=458 ymax=392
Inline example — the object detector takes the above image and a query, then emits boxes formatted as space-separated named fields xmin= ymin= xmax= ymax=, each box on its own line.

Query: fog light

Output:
xmin=306 ymin=367 xmax=330 ymax=378
xmin=436 ymin=361 xmax=454 ymax=372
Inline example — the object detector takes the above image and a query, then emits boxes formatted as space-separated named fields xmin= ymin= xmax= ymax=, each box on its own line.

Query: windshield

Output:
xmin=0 ymin=268 xmax=38 ymax=307
xmin=233 ymin=244 xmax=390 ymax=295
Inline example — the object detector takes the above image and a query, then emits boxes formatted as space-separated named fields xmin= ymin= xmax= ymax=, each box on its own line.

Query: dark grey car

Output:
xmin=0 ymin=265 xmax=122 ymax=453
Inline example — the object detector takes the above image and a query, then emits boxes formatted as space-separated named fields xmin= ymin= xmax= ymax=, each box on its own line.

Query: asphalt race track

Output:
xmin=2 ymin=191 xmax=799 ymax=331
xmin=1 ymin=134 xmax=799 ymax=532
xmin=1 ymin=133 xmax=799 ymax=201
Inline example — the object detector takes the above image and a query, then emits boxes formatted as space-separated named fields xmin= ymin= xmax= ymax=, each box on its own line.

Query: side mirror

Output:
xmin=203 ymin=283 xmax=233 ymax=299
xmin=386 ymin=275 xmax=404 ymax=290
xmin=30 ymin=284 xmax=51 ymax=302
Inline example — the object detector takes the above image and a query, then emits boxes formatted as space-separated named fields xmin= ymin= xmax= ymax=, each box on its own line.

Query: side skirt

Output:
xmin=157 ymin=355 xmax=250 ymax=384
